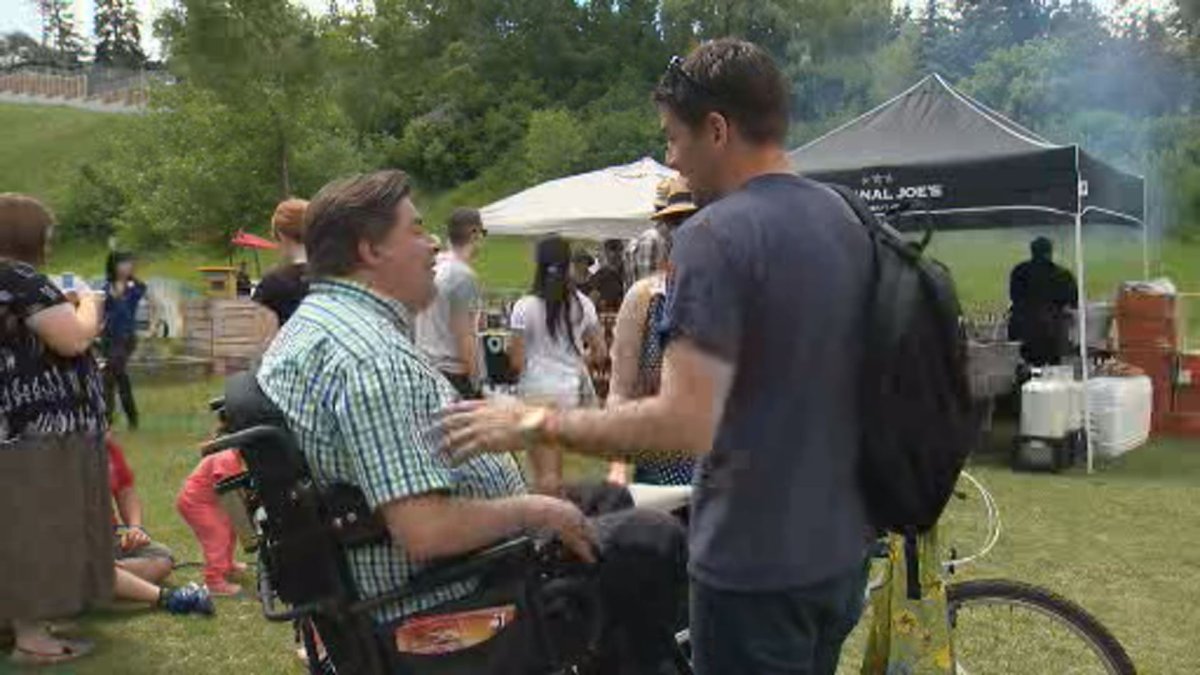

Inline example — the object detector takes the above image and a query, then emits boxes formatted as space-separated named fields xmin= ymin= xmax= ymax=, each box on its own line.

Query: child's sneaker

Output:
xmin=161 ymin=583 xmax=215 ymax=616
xmin=207 ymin=580 xmax=243 ymax=597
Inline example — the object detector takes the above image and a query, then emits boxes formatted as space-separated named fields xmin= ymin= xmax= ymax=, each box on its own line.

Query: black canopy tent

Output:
xmin=790 ymin=74 xmax=1149 ymax=472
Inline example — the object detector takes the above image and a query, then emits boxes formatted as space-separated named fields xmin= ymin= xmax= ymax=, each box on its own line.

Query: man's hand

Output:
xmin=119 ymin=526 xmax=151 ymax=552
xmin=522 ymin=495 xmax=597 ymax=564
xmin=437 ymin=398 xmax=534 ymax=465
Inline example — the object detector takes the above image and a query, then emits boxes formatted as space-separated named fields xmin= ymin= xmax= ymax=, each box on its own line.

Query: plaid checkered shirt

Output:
xmin=257 ymin=278 xmax=526 ymax=623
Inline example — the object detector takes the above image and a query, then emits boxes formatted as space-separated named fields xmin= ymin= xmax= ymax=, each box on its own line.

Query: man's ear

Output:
xmin=705 ymin=111 xmax=729 ymax=149
xmin=357 ymin=238 xmax=380 ymax=268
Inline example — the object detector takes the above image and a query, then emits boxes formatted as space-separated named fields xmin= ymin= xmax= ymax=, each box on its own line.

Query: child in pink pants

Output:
xmin=177 ymin=449 xmax=247 ymax=596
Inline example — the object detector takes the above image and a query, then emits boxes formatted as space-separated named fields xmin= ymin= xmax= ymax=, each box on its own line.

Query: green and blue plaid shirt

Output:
xmin=257 ymin=279 xmax=526 ymax=622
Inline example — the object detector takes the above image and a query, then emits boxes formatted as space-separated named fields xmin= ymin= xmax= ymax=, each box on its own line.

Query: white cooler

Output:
xmin=1086 ymin=376 xmax=1153 ymax=459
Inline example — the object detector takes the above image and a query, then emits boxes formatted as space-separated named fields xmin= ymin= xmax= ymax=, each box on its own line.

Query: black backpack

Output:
xmin=826 ymin=184 xmax=978 ymax=539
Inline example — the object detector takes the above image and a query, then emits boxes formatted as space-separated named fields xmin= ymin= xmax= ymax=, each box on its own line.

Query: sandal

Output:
xmin=45 ymin=621 xmax=82 ymax=639
xmin=9 ymin=638 xmax=94 ymax=666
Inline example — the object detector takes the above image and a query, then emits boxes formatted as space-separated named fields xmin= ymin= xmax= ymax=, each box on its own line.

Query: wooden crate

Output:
xmin=183 ymin=298 xmax=272 ymax=373
xmin=1116 ymin=290 xmax=1176 ymax=321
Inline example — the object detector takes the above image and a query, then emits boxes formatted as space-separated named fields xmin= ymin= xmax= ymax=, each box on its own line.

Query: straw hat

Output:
xmin=652 ymin=176 xmax=698 ymax=222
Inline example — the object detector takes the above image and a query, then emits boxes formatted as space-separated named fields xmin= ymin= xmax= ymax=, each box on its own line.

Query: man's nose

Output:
xmin=665 ymin=147 xmax=680 ymax=170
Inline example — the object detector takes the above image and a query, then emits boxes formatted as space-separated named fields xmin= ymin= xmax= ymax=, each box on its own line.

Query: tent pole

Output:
xmin=1074 ymin=209 xmax=1092 ymax=474
xmin=1142 ymin=180 xmax=1151 ymax=279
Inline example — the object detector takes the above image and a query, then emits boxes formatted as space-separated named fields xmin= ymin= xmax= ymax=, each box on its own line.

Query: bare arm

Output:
xmin=507 ymin=334 xmax=525 ymax=377
xmin=27 ymin=293 xmax=102 ymax=357
xmin=440 ymin=337 xmax=735 ymax=465
xmin=115 ymin=487 xmax=144 ymax=529
xmin=581 ymin=323 xmax=607 ymax=370
xmin=380 ymin=493 xmax=594 ymax=563
xmin=548 ymin=337 xmax=733 ymax=458
xmin=604 ymin=284 xmax=650 ymax=483
xmin=450 ymin=308 xmax=481 ymax=382
xmin=607 ymin=283 xmax=651 ymax=405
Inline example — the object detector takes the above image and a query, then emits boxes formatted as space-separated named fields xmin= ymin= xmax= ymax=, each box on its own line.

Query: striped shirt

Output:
xmin=257 ymin=279 xmax=526 ymax=623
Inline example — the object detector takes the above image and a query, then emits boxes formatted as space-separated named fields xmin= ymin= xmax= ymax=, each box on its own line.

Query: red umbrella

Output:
xmin=231 ymin=231 xmax=279 ymax=250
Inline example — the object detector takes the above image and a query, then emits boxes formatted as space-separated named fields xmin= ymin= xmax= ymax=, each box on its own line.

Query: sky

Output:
xmin=0 ymin=0 xmax=1179 ymax=59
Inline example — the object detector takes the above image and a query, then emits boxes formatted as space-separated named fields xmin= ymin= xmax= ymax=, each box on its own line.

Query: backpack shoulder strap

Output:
xmin=823 ymin=182 xmax=883 ymax=235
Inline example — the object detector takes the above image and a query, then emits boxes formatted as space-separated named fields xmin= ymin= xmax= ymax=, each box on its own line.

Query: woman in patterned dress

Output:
xmin=607 ymin=177 xmax=698 ymax=486
xmin=0 ymin=194 xmax=111 ymax=666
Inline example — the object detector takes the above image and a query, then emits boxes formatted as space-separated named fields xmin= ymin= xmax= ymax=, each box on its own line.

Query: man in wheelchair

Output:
xmin=245 ymin=170 xmax=686 ymax=674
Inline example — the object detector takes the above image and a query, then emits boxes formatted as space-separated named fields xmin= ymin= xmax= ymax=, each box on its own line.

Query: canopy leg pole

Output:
xmin=1074 ymin=210 xmax=1092 ymax=474
xmin=1142 ymin=180 xmax=1151 ymax=279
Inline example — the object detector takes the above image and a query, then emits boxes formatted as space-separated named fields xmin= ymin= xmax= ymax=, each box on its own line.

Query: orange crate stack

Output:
xmin=1115 ymin=289 xmax=1179 ymax=433
xmin=1170 ymin=353 xmax=1200 ymax=436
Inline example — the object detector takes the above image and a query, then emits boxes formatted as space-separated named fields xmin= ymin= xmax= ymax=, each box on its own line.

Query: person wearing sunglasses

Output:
xmin=415 ymin=207 xmax=488 ymax=399
xmin=438 ymin=39 xmax=875 ymax=675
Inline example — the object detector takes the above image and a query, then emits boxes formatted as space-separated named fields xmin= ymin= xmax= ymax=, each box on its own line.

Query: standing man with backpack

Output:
xmin=438 ymin=39 xmax=879 ymax=674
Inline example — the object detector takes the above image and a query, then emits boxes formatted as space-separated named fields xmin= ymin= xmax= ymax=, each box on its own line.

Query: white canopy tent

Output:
xmin=481 ymin=157 xmax=676 ymax=241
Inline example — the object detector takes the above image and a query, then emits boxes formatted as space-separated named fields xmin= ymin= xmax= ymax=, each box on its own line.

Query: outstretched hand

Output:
xmin=436 ymin=399 xmax=533 ymax=466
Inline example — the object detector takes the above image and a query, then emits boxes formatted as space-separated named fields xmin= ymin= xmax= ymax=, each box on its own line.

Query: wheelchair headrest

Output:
xmin=223 ymin=370 xmax=288 ymax=433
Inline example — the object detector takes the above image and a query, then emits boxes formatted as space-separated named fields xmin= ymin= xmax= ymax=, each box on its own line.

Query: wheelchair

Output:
xmin=204 ymin=371 xmax=692 ymax=675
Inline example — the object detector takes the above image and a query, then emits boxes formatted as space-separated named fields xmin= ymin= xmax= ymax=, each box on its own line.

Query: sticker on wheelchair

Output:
xmin=393 ymin=605 xmax=517 ymax=655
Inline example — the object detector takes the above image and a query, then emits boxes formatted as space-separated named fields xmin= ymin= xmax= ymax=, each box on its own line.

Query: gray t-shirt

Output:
xmin=416 ymin=254 xmax=482 ymax=378
xmin=662 ymin=173 xmax=873 ymax=591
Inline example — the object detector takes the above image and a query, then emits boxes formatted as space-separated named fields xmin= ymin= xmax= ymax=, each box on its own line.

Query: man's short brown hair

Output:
xmin=271 ymin=198 xmax=309 ymax=242
xmin=653 ymin=38 xmax=791 ymax=146
xmin=304 ymin=170 xmax=413 ymax=279
xmin=446 ymin=207 xmax=483 ymax=247
xmin=0 ymin=193 xmax=55 ymax=266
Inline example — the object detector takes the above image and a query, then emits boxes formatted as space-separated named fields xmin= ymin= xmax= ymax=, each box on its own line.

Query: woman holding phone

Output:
xmin=0 ymin=194 xmax=111 ymax=666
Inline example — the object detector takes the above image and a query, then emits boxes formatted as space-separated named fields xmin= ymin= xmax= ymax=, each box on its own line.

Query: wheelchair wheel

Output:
xmin=947 ymin=579 xmax=1135 ymax=675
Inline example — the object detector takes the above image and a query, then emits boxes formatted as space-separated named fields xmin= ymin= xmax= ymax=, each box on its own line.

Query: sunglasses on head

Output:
xmin=663 ymin=55 xmax=718 ymax=100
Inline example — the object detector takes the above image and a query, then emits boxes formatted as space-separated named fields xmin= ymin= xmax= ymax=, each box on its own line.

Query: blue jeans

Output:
xmin=691 ymin=558 xmax=869 ymax=675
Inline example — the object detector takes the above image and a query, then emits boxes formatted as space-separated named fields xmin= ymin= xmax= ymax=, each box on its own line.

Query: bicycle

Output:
xmin=668 ymin=471 xmax=1135 ymax=674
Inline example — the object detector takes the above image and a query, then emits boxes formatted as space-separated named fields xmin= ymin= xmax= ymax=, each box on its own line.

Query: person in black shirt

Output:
xmin=101 ymin=251 xmax=146 ymax=430
xmin=1008 ymin=237 xmax=1078 ymax=366
xmin=252 ymin=199 xmax=309 ymax=332
xmin=570 ymin=250 xmax=595 ymax=297
xmin=588 ymin=238 xmax=626 ymax=314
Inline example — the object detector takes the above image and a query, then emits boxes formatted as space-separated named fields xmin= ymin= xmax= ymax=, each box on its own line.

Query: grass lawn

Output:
xmin=2 ymin=377 xmax=1196 ymax=674
xmin=0 ymin=104 xmax=131 ymax=212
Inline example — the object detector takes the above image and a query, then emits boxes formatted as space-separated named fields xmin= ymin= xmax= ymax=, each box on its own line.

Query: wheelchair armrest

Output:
xmin=200 ymin=424 xmax=296 ymax=458
xmin=350 ymin=537 xmax=537 ymax=615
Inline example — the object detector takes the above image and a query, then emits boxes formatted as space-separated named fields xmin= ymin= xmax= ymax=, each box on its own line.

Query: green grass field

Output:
xmin=5 ymin=100 xmax=1200 ymax=673
xmin=1 ymin=379 xmax=1197 ymax=674
xmin=0 ymin=104 xmax=130 ymax=212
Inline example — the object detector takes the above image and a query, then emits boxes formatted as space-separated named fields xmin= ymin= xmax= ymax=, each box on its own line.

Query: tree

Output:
xmin=524 ymin=109 xmax=588 ymax=182
xmin=157 ymin=0 xmax=338 ymax=198
xmin=0 ymin=31 xmax=55 ymax=64
xmin=33 ymin=0 xmax=84 ymax=65
xmin=94 ymin=0 xmax=146 ymax=68
xmin=77 ymin=0 xmax=377 ymax=249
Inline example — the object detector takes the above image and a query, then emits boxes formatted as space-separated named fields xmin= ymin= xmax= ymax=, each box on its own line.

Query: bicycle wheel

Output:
xmin=947 ymin=579 xmax=1135 ymax=675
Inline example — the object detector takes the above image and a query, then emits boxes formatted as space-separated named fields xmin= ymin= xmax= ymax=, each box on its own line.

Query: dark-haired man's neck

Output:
xmin=452 ymin=243 xmax=476 ymax=264
xmin=719 ymin=144 xmax=793 ymax=197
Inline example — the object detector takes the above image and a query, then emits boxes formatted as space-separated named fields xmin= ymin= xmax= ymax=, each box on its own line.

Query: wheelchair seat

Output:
xmin=204 ymin=371 xmax=606 ymax=675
